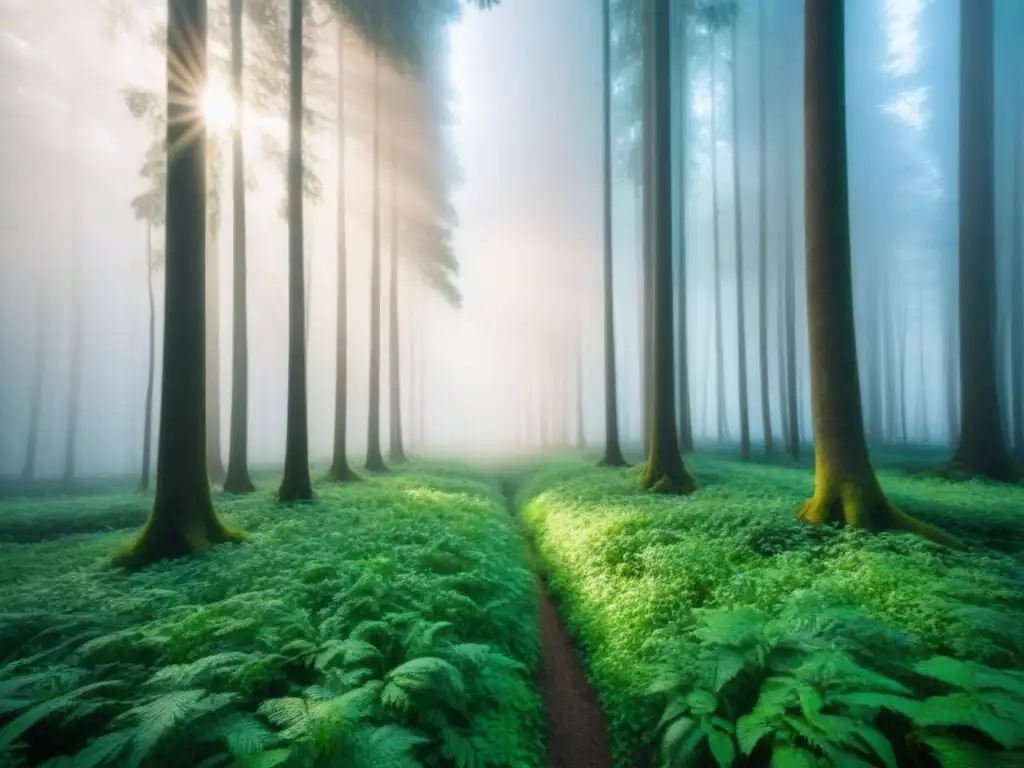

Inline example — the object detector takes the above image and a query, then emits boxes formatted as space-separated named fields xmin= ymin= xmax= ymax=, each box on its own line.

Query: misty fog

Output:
xmin=1 ymin=0 xmax=1023 ymax=478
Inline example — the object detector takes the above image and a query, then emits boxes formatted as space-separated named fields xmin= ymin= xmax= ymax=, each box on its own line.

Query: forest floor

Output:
xmin=2 ymin=450 xmax=1023 ymax=768
xmin=509 ymin=448 xmax=1024 ymax=767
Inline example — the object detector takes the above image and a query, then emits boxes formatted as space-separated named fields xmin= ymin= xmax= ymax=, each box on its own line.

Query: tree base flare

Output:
xmin=223 ymin=470 xmax=256 ymax=495
xmin=112 ymin=506 xmax=243 ymax=569
xmin=639 ymin=462 xmax=698 ymax=495
xmin=327 ymin=462 xmax=361 ymax=483
xmin=915 ymin=460 xmax=1020 ymax=485
xmin=796 ymin=479 xmax=963 ymax=549
xmin=364 ymin=454 xmax=389 ymax=473
xmin=597 ymin=451 xmax=629 ymax=469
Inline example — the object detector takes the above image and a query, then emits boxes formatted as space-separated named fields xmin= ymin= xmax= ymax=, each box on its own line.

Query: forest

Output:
xmin=0 ymin=0 xmax=1022 ymax=766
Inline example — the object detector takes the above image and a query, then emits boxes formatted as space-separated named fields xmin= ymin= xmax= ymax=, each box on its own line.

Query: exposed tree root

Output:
xmin=797 ymin=478 xmax=963 ymax=549
xmin=640 ymin=461 xmax=698 ymax=495
xmin=223 ymin=472 xmax=256 ymax=495
xmin=596 ymin=451 xmax=628 ymax=468
xmin=326 ymin=463 xmax=361 ymax=483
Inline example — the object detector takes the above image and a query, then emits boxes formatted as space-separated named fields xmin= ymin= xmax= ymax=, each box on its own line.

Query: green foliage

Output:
xmin=516 ymin=453 xmax=1024 ymax=767
xmin=0 ymin=468 xmax=543 ymax=767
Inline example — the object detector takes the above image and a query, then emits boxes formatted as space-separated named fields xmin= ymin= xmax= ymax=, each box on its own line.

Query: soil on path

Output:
xmin=535 ymin=579 xmax=614 ymax=768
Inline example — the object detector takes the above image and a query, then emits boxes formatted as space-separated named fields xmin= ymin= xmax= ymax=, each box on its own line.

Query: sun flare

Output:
xmin=201 ymin=80 xmax=236 ymax=129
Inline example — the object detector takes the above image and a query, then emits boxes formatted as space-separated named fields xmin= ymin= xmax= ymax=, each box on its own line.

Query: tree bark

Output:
xmin=387 ymin=144 xmax=406 ymax=464
xmin=730 ymin=20 xmax=750 ymax=460
xmin=783 ymin=104 xmax=800 ymax=462
xmin=365 ymin=51 xmax=387 ymax=473
xmin=62 ymin=202 xmax=84 ymax=491
xmin=278 ymin=0 xmax=314 ymax=501
xmin=756 ymin=0 xmax=772 ymax=456
xmin=329 ymin=18 xmax=358 ymax=482
xmin=948 ymin=0 xmax=1017 ymax=482
xmin=140 ymin=223 xmax=156 ymax=492
xmin=710 ymin=30 xmax=727 ymax=442
xmin=205 ymin=137 xmax=225 ymax=485
xmin=599 ymin=0 xmax=626 ymax=468
xmin=674 ymin=0 xmax=693 ymax=455
xmin=116 ymin=0 xmax=241 ymax=567
xmin=641 ymin=0 xmax=696 ymax=495
xmin=798 ymin=0 xmax=958 ymax=546
xmin=22 ymin=281 xmax=47 ymax=483
xmin=224 ymin=0 xmax=255 ymax=494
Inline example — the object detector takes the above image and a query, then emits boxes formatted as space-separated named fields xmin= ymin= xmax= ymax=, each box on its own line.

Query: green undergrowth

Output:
xmin=0 ymin=466 xmax=543 ymax=768
xmin=515 ymin=453 xmax=1024 ymax=768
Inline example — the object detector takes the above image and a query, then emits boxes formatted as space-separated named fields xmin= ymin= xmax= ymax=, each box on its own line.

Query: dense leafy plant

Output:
xmin=0 ymin=467 xmax=543 ymax=767
xmin=516 ymin=453 xmax=1024 ymax=767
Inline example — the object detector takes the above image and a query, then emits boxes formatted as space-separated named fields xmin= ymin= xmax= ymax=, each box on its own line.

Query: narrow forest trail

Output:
xmin=498 ymin=477 xmax=613 ymax=768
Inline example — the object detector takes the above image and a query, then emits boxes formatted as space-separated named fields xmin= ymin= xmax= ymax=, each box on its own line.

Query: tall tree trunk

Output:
xmin=674 ymin=0 xmax=693 ymax=455
xmin=387 ymin=146 xmax=406 ymax=464
xmin=278 ymin=0 xmax=314 ymax=501
xmin=22 ymin=281 xmax=47 ymax=483
xmin=575 ymin=342 xmax=586 ymax=448
xmin=944 ymin=271 xmax=959 ymax=445
xmin=365 ymin=51 xmax=387 ymax=473
xmin=205 ymin=137 xmax=224 ymax=485
xmin=710 ymin=32 xmax=727 ymax=441
xmin=783 ymin=106 xmax=800 ymax=461
xmin=329 ymin=17 xmax=357 ymax=482
xmin=756 ymin=0 xmax=772 ymax=456
xmin=140 ymin=223 xmax=156 ymax=492
xmin=116 ymin=0 xmax=240 ymax=567
xmin=918 ymin=290 xmax=930 ymax=443
xmin=224 ymin=0 xmax=255 ymax=494
xmin=1010 ymin=98 xmax=1023 ymax=457
xmin=798 ymin=0 xmax=957 ymax=546
xmin=305 ymin=214 xmax=313 ymax=346
xmin=949 ymin=0 xmax=1016 ymax=482
xmin=641 ymin=0 xmax=696 ymax=494
xmin=898 ymin=294 xmax=908 ymax=445
xmin=62 ymin=204 xmax=84 ymax=491
xmin=731 ymin=21 xmax=750 ymax=460
xmin=641 ymin=15 xmax=654 ymax=460
xmin=600 ymin=0 xmax=626 ymax=467
xmin=777 ymin=264 xmax=791 ymax=451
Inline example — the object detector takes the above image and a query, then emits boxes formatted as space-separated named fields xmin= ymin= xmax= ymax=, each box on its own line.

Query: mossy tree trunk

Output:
xmin=140 ymin=223 xmax=156 ymax=492
xmin=22 ymin=281 xmax=47 ymax=483
xmin=278 ymin=0 xmax=314 ymax=502
xmin=116 ymin=0 xmax=241 ymax=567
xmin=599 ymin=0 xmax=626 ymax=468
xmin=756 ymin=0 xmax=772 ymax=456
xmin=798 ymin=0 xmax=958 ymax=546
xmin=641 ymin=0 xmax=696 ymax=495
xmin=387 ymin=146 xmax=406 ymax=464
xmin=329 ymin=17 xmax=358 ymax=483
xmin=223 ymin=0 xmax=255 ymax=495
xmin=365 ymin=51 xmax=387 ymax=473
xmin=730 ymin=20 xmax=750 ymax=461
xmin=948 ymin=0 xmax=1017 ymax=483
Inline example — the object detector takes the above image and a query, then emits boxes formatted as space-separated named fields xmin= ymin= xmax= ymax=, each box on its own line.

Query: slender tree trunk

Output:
xmin=672 ymin=0 xmax=693 ymax=455
xmin=1010 ymin=99 xmax=1023 ymax=457
xmin=205 ymin=137 xmax=225 ymax=485
xmin=62 ymin=204 xmax=84 ymax=491
xmin=783 ymin=107 xmax=800 ymax=461
xmin=116 ymin=0 xmax=240 ymax=566
xmin=365 ymin=51 xmax=387 ymax=473
xmin=224 ymin=0 xmax=255 ymax=494
xmin=710 ymin=32 xmax=727 ymax=442
xmin=798 ymin=0 xmax=957 ymax=546
xmin=387 ymin=146 xmax=406 ymax=464
xmin=949 ymin=0 xmax=1016 ymax=482
xmin=777 ymin=266 xmax=791 ymax=451
xmin=278 ymin=0 xmax=314 ymax=501
xmin=22 ymin=281 xmax=47 ymax=483
xmin=575 ymin=341 xmax=586 ymax=448
xmin=641 ymin=0 xmax=696 ymax=494
xmin=918 ymin=290 xmax=930 ymax=443
xmin=944 ymin=271 xmax=959 ymax=445
xmin=305 ymin=214 xmax=313 ymax=347
xmin=702 ymin=321 xmax=713 ymax=437
xmin=329 ymin=18 xmax=357 ymax=482
xmin=898 ymin=295 xmax=909 ymax=444
xmin=641 ymin=14 xmax=654 ymax=460
xmin=600 ymin=0 xmax=626 ymax=467
xmin=757 ymin=0 xmax=773 ymax=455
xmin=140 ymin=223 xmax=156 ymax=492
xmin=731 ymin=21 xmax=750 ymax=460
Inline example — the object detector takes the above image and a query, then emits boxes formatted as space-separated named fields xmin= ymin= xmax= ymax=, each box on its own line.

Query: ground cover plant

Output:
xmin=515 ymin=452 xmax=1024 ymax=768
xmin=0 ymin=467 xmax=543 ymax=768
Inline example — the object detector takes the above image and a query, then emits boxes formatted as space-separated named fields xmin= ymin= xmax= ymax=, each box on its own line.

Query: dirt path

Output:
xmin=535 ymin=578 xmax=614 ymax=768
